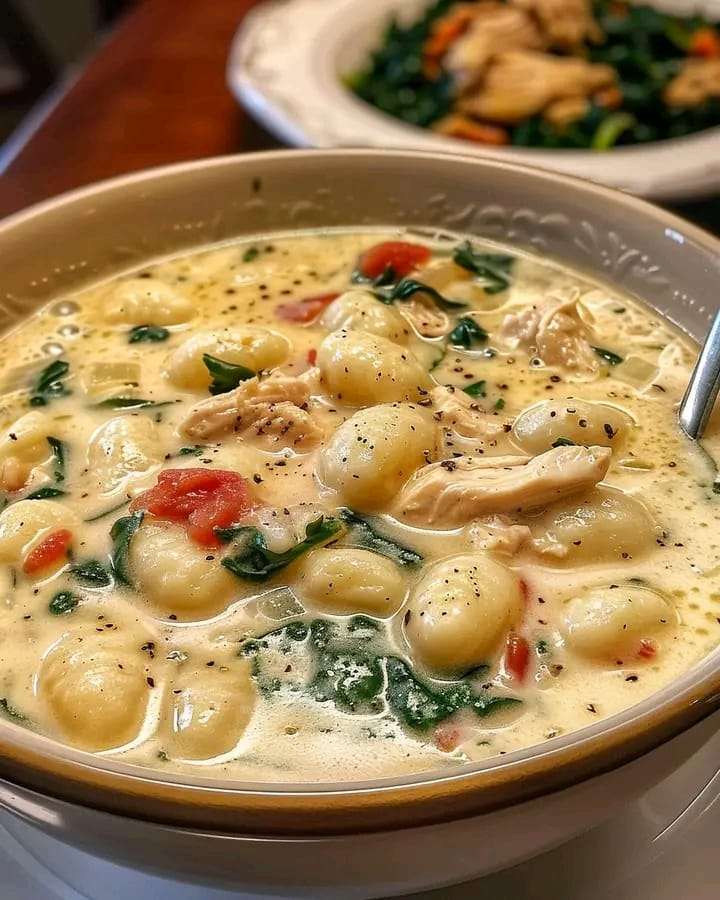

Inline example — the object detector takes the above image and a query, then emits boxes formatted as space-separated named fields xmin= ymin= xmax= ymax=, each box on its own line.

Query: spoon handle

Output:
xmin=680 ymin=311 xmax=720 ymax=440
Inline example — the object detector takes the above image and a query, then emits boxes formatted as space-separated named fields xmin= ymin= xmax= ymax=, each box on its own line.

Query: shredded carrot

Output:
xmin=422 ymin=5 xmax=477 ymax=78
xmin=434 ymin=114 xmax=510 ymax=146
xmin=690 ymin=27 xmax=720 ymax=58
xmin=595 ymin=85 xmax=623 ymax=109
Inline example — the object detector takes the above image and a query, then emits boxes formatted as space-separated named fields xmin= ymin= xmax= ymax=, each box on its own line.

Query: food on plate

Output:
xmin=0 ymin=228 xmax=715 ymax=782
xmin=350 ymin=0 xmax=720 ymax=149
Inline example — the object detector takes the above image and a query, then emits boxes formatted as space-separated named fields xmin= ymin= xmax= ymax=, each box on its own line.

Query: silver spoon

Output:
xmin=679 ymin=310 xmax=720 ymax=440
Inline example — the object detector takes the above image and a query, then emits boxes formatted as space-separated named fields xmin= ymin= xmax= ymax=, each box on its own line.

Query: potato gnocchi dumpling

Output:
xmin=105 ymin=277 xmax=195 ymax=325
xmin=129 ymin=522 xmax=238 ymax=618
xmin=317 ymin=330 xmax=430 ymax=404
xmin=512 ymin=399 xmax=634 ymax=455
xmin=87 ymin=416 xmax=161 ymax=494
xmin=0 ymin=499 xmax=79 ymax=564
xmin=563 ymin=585 xmax=678 ymax=659
xmin=165 ymin=327 xmax=291 ymax=390
xmin=319 ymin=403 xmax=435 ymax=512
xmin=298 ymin=548 xmax=405 ymax=616
xmin=528 ymin=488 xmax=658 ymax=563
xmin=404 ymin=554 xmax=523 ymax=675
xmin=163 ymin=658 xmax=256 ymax=760
xmin=320 ymin=290 xmax=411 ymax=344
xmin=40 ymin=631 xmax=151 ymax=751
xmin=0 ymin=229 xmax=711 ymax=785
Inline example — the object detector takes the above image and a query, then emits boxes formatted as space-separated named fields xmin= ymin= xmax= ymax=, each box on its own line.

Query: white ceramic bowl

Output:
xmin=228 ymin=0 xmax=720 ymax=200
xmin=0 ymin=150 xmax=720 ymax=898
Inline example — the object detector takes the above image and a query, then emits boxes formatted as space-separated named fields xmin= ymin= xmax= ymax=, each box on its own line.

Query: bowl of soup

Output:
xmin=0 ymin=149 xmax=719 ymax=897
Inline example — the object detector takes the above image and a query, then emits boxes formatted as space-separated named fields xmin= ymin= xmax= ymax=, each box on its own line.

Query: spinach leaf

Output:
xmin=243 ymin=246 xmax=260 ymax=263
xmin=339 ymin=508 xmax=422 ymax=566
xmin=313 ymin=651 xmax=384 ymax=712
xmin=385 ymin=657 xmax=520 ymax=729
xmin=48 ymin=590 xmax=80 ymax=615
xmin=552 ymin=437 xmax=576 ymax=448
xmin=463 ymin=380 xmax=487 ymax=398
xmin=374 ymin=278 xmax=467 ymax=311
xmin=29 ymin=360 xmax=71 ymax=407
xmin=110 ymin=512 xmax=144 ymax=586
xmin=177 ymin=444 xmax=207 ymax=456
xmin=26 ymin=485 xmax=66 ymax=500
xmin=222 ymin=516 xmax=344 ymax=582
xmin=351 ymin=265 xmax=398 ymax=288
xmin=452 ymin=242 xmax=515 ymax=294
xmin=47 ymin=436 xmax=66 ymax=482
xmin=494 ymin=398 xmax=506 ymax=411
xmin=592 ymin=345 xmax=624 ymax=366
xmin=449 ymin=317 xmax=488 ymax=349
xmin=0 ymin=698 xmax=26 ymax=722
xmin=70 ymin=558 xmax=113 ymax=587
xmin=128 ymin=325 xmax=170 ymax=343
xmin=94 ymin=398 xmax=177 ymax=410
xmin=203 ymin=354 xmax=255 ymax=395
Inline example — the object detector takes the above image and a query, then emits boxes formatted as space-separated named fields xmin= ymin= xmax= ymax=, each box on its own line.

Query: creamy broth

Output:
xmin=0 ymin=229 xmax=718 ymax=782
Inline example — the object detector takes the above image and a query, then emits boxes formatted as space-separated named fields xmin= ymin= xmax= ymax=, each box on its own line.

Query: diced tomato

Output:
xmin=357 ymin=241 xmax=431 ymax=281
xmin=637 ymin=638 xmax=657 ymax=660
xmin=130 ymin=468 xmax=255 ymax=547
xmin=307 ymin=348 xmax=317 ymax=366
xmin=422 ymin=6 xmax=477 ymax=77
xmin=276 ymin=293 xmax=339 ymax=324
xmin=690 ymin=27 xmax=720 ymax=58
xmin=23 ymin=529 xmax=72 ymax=574
xmin=505 ymin=633 xmax=530 ymax=683
xmin=434 ymin=725 xmax=461 ymax=752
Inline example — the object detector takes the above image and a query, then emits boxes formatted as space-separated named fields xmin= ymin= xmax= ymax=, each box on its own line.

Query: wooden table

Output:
xmin=0 ymin=0 xmax=277 ymax=219
xmin=0 ymin=0 xmax=718 ymax=232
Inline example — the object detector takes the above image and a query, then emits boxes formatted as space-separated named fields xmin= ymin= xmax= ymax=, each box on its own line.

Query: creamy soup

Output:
xmin=0 ymin=229 xmax=717 ymax=782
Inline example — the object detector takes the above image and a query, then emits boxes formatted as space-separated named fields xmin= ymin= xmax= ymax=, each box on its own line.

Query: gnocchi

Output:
xmin=404 ymin=554 xmax=523 ymax=674
xmin=105 ymin=277 xmax=195 ymax=325
xmin=563 ymin=584 xmax=677 ymax=659
xmin=40 ymin=630 xmax=151 ymax=751
xmin=129 ymin=522 xmax=238 ymax=618
xmin=165 ymin=327 xmax=291 ymax=390
xmin=87 ymin=415 xmax=162 ymax=494
xmin=298 ymin=548 xmax=405 ymax=616
xmin=512 ymin=399 xmax=633 ymax=454
xmin=319 ymin=403 xmax=435 ymax=511
xmin=0 ymin=500 xmax=79 ymax=564
xmin=163 ymin=658 xmax=255 ymax=760
xmin=320 ymin=290 xmax=411 ymax=344
xmin=317 ymin=330 xmax=430 ymax=404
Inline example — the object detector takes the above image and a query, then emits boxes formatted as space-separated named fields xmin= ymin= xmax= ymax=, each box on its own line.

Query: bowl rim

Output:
xmin=2 ymin=147 xmax=720 ymax=837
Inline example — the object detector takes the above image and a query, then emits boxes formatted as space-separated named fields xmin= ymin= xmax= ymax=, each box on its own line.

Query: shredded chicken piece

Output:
xmin=500 ymin=295 xmax=599 ymax=372
xmin=444 ymin=3 xmax=545 ymax=90
xmin=664 ymin=58 xmax=720 ymax=108
xmin=466 ymin=514 xmax=532 ymax=555
xmin=396 ymin=445 xmax=611 ymax=527
xmin=180 ymin=371 xmax=322 ymax=449
xmin=431 ymin=385 xmax=510 ymax=444
xmin=0 ymin=456 xmax=31 ymax=493
xmin=402 ymin=299 xmax=450 ymax=338
xmin=543 ymin=96 xmax=589 ymax=127
xmin=511 ymin=0 xmax=602 ymax=49
xmin=460 ymin=50 xmax=615 ymax=124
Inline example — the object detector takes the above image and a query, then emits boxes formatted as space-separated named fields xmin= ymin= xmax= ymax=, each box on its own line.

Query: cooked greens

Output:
xmin=338 ymin=508 xmax=423 ymax=566
xmin=29 ymin=360 xmax=71 ymax=407
xmin=203 ymin=354 xmax=255 ymax=395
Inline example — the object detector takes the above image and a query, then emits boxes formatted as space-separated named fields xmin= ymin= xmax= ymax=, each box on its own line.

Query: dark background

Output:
xmin=0 ymin=0 xmax=718 ymax=231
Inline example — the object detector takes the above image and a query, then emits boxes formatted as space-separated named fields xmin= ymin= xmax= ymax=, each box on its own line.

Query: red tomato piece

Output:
xmin=276 ymin=293 xmax=339 ymax=324
xmin=505 ymin=633 xmax=530 ymax=683
xmin=307 ymin=348 xmax=317 ymax=366
xmin=130 ymin=468 xmax=254 ymax=547
xmin=23 ymin=529 xmax=72 ymax=574
xmin=637 ymin=638 xmax=657 ymax=660
xmin=434 ymin=725 xmax=461 ymax=753
xmin=690 ymin=27 xmax=720 ymax=58
xmin=357 ymin=241 xmax=431 ymax=281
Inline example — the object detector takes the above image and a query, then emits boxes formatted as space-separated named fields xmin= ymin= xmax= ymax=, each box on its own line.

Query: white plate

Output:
xmin=228 ymin=0 xmax=720 ymax=201
xmin=4 ymin=725 xmax=720 ymax=898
